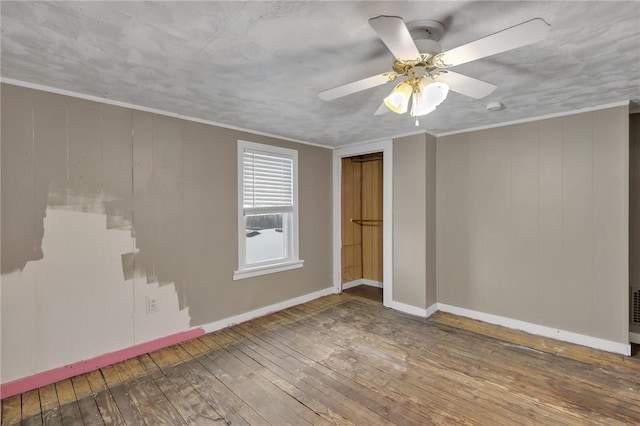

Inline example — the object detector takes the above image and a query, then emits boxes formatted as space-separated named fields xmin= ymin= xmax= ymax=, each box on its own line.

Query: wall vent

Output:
xmin=632 ymin=287 xmax=640 ymax=325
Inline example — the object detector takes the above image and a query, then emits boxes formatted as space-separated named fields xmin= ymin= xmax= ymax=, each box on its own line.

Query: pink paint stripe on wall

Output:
xmin=0 ymin=327 xmax=205 ymax=399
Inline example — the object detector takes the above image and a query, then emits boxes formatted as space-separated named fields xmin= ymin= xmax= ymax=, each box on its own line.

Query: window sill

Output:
xmin=233 ymin=260 xmax=304 ymax=281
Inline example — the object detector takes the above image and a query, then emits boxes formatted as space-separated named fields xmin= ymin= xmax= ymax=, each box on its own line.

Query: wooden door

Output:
xmin=341 ymin=154 xmax=383 ymax=284
xmin=361 ymin=158 xmax=383 ymax=282
xmin=341 ymin=157 xmax=362 ymax=283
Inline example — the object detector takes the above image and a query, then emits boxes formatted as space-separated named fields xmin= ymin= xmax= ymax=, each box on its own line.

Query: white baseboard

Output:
xmin=342 ymin=279 xmax=383 ymax=290
xmin=387 ymin=301 xmax=438 ymax=318
xmin=437 ymin=303 xmax=631 ymax=356
xmin=342 ymin=279 xmax=364 ymax=290
xmin=362 ymin=279 xmax=383 ymax=288
xmin=201 ymin=286 xmax=335 ymax=333
xmin=425 ymin=303 xmax=439 ymax=318
xmin=630 ymin=332 xmax=640 ymax=344
xmin=387 ymin=301 xmax=428 ymax=317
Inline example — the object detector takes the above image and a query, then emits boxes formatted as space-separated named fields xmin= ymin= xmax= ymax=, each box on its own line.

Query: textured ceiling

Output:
xmin=2 ymin=1 xmax=639 ymax=147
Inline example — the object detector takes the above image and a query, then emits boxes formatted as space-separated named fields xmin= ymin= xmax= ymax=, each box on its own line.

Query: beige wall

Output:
xmin=437 ymin=106 xmax=629 ymax=343
xmin=630 ymin=114 xmax=640 ymax=286
xmin=1 ymin=81 xmax=630 ymax=383
xmin=1 ymin=84 xmax=332 ymax=383
xmin=425 ymin=134 xmax=437 ymax=307
xmin=392 ymin=133 xmax=437 ymax=309
xmin=630 ymin=113 xmax=640 ymax=333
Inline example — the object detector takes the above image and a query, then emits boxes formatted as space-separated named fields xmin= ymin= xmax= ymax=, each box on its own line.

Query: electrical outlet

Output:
xmin=146 ymin=296 xmax=159 ymax=313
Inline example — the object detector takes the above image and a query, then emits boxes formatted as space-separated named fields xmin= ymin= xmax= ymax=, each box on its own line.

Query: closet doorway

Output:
xmin=341 ymin=152 xmax=383 ymax=302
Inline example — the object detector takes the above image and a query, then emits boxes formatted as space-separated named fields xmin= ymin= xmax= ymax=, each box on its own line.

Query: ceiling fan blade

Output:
xmin=374 ymin=102 xmax=390 ymax=115
xmin=435 ymin=71 xmax=496 ymax=99
xmin=319 ymin=73 xmax=392 ymax=101
xmin=369 ymin=15 xmax=421 ymax=61
xmin=440 ymin=18 xmax=550 ymax=67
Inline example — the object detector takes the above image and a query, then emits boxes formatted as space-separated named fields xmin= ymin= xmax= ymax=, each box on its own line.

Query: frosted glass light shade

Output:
xmin=422 ymin=81 xmax=449 ymax=106
xmin=411 ymin=94 xmax=436 ymax=117
xmin=411 ymin=80 xmax=450 ymax=117
xmin=383 ymin=82 xmax=412 ymax=114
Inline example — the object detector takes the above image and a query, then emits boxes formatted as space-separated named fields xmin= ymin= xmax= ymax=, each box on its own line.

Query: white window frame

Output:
xmin=234 ymin=140 xmax=303 ymax=280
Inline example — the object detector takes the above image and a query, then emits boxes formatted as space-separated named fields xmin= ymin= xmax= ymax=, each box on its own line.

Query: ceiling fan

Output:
xmin=319 ymin=16 xmax=550 ymax=124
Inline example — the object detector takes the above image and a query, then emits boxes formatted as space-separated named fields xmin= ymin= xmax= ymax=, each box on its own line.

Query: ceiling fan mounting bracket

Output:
xmin=407 ymin=19 xmax=445 ymax=55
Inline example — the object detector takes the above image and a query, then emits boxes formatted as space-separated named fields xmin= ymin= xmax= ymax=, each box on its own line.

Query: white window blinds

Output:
xmin=243 ymin=149 xmax=293 ymax=214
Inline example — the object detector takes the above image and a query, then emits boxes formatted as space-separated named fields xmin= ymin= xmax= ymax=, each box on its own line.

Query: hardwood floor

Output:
xmin=3 ymin=293 xmax=640 ymax=425
xmin=342 ymin=284 xmax=383 ymax=303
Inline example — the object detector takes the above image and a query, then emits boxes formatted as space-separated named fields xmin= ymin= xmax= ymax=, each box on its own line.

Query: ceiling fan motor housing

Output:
xmin=407 ymin=19 xmax=445 ymax=54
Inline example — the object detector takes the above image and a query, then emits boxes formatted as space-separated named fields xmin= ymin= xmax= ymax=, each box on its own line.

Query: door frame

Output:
xmin=333 ymin=140 xmax=393 ymax=307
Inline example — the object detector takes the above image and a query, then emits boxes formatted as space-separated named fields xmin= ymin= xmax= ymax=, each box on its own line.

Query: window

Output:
xmin=234 ymin=140 xmax=303 ymax=280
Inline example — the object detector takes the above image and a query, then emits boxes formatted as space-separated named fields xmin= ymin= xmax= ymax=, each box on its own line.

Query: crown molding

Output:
xmin=0 ymin=77 xmax=334 ymax=150
xmin=435 ymin=100 xmax=631 ymax=137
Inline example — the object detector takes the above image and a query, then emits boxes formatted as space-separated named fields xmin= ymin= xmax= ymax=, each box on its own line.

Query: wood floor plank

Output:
xmin=244 ymin=313 xmax=486 ymax=425
xmin=137 ymin=354 xmax=161 ymax=376
xmin=231 ymin=321 xmax=473 ymax=425
xmin=282 ymin=302 xmax=592 ymax=424
xmin=57 ymin=401 xmax=84 ymax=425
xmin=237 ymin=319 xmax=438 ymax=425
xmin=38 ymin=385 xmax=59 ymax=412
xmin=169 ymin=344 xmax=194 ymax=364
xmin=112 ymin=362 xmax=134 ymax=384
xmin=55 ymin=380 xmax=84 ymax=424
xmin=338 ymin=300 xmax=640 ymax=423
xmin=179 ymin=339 xmax=207 ymax=358
xmin=21 ymin=414 xmax=43 ymax=426
xmin=431 ymin=312 xmax=640 ymax=372
xmin=76 ymin=396 xmax=104 ymax=426
xmin=153 ymin=367 xmax=223 ymax=425
xmin=178 ymin=361 xmax=259 ymax=425
xmin=122 ymin=378 xmax=185 ymax=425
xmin=205 ymin=331 xmax=332 ymax=426
xmin=21 ymin=389 xmax=42 ymax=420
xmin=38 ymin=384 xmax=62 ymax=426
xmin=100 ymin=366 xmax=122 ymax=389
xmin=6 ymin=293 xmax=640 ymax=425
xmin=113 ymin=355 xmax=184 ymax=425
xmin=148 ymin=347 xmax=182 ymax=369
xmin=54 ymin=380 xmax=77 ymax=406
xmin=85 ymin=371 xmax=108 ymax=394
xmin=93 ymin=391 xmax=126 ymax=426
xmin=220 ymin=326 xmax=386 ymax=425
xmin=71 ymin=375 xmax=94 ymax=400
xmin=259 ymin=367 xmax=355 ymax=426
xmin=1 ymin=395 xmax=21 ymax=426
xmin=275 ymin=307 xmax=554 ymax=425
xmin=195 ymin=339 xmax=318 ymax=425
xmin=124 ymin=358 xmax=149 ymax=380
xmin=318 ymin=302 xmax=636 ymax=421
xmin=108 ymin=385 xmax=145 ymax=425
xmin=41 ymin=408 xmax=63 ymax=426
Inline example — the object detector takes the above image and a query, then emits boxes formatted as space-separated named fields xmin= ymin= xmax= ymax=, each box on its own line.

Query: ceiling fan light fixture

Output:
xmin=421 ymin=81 xmax=449 ymax=106
xmin=384 ymin=81 xmax=412 ymax=114
xmin=411 ymin=92 xmax=436 ymax=117
xmin=319 ymin=16 xmax=551 ymax=127
xmin=409 ymin=79 xmax=448 ymax=117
